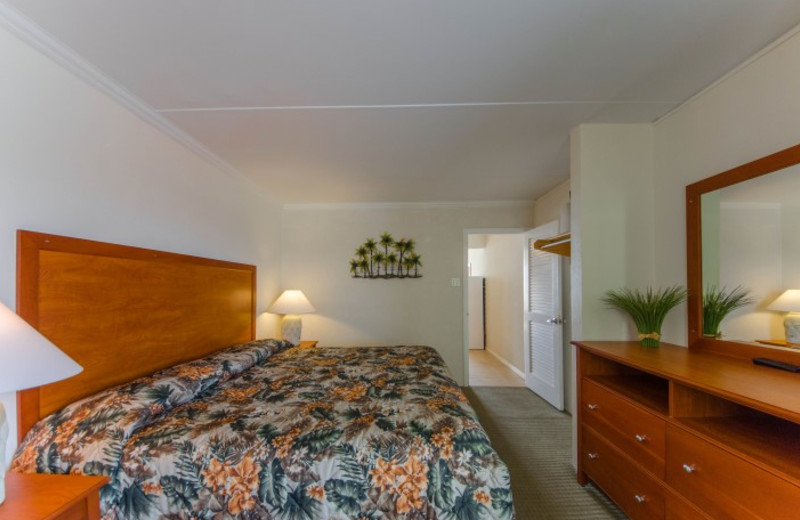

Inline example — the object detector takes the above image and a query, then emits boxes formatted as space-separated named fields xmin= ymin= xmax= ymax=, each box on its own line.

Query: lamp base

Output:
xmin=281 ymin=315 xmax=302 ymax=346
xmin=785 ymin=313 xmax=800 ymax=344
xmin=0 ymin=400 xmax=7 ymax=505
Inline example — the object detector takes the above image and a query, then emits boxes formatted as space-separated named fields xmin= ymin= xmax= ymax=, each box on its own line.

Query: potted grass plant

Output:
xmin=702 ymin=285 xmax=754 ymax=339
xmin=602 ymin=285 xmax=687 ymax=347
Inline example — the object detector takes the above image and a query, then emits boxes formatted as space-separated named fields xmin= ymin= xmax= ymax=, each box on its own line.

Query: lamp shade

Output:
xmin=267 ymin=290 xmax=315 ymax=315
xmin=767 ymin=290 xmax=800 ymax=313
xmin=0 ymin=302 xmax=82 ymax=394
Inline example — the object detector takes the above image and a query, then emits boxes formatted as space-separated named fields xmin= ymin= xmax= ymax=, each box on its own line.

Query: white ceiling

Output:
xmin=6 ymin=1 xmax=800 ymax=203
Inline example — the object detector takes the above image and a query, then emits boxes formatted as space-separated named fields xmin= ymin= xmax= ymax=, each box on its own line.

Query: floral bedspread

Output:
xmin=12 ymin=341 xmax=515 ymax=520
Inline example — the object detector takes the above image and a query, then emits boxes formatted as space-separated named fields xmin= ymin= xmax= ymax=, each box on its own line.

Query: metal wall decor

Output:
xmin=349 ymin=232 xmax=422 ymax=279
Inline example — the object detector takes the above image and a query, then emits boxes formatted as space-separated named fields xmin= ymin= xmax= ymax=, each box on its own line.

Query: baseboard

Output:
xmin=485 ymin=349 xmax=525 ymax=379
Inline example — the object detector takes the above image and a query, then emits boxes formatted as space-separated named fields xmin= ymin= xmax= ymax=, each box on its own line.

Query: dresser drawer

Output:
xmin=665 ymin=493 xmax=713 ymax=520
xmin=582 ymin=425 xmax=665 ymax=520
xmin=582 ymin=378 xmax=666 ymax=477
xmin=666 ymin=424 xmax=800 ymax=520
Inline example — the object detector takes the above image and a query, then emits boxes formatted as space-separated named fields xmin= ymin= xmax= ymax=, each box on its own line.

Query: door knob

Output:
xmin=546 ymin=316 xmax=564 ymax=325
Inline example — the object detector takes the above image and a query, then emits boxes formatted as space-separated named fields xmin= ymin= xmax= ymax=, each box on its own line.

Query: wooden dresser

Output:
xmin=574 ymin=341 xmax=800 ymax=520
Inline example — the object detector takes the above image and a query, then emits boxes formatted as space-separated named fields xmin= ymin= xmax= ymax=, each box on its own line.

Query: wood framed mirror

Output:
xmin=687 ymin=143 xmax=800 ymax=361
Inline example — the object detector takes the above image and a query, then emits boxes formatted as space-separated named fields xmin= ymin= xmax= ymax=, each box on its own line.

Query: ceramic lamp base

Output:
xmin=281 ymin=315 xmax=302 ymax=346
xmin=785 ymin=313 xmax=800 ymax=344
xmin=0 ymin=400 xmax=7 ymax=504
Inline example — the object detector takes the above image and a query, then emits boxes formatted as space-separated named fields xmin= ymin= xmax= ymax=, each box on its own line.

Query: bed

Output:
xmin=10 ymin=231 xmax=515 ymax=520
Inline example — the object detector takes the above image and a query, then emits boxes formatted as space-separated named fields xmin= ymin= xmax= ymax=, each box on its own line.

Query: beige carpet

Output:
xmin=464 ymin=387 xmax=628 ymax=520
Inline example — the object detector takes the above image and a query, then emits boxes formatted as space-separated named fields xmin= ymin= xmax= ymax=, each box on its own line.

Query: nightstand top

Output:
xmin=0 ymin=473 xmax=108 ymax=520
xmin=756 ymin=339 xmax=800 ymax=348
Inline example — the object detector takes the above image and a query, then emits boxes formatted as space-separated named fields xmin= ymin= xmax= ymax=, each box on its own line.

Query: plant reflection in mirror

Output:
xmin=702 ymin=285 xmax=754 ymax=339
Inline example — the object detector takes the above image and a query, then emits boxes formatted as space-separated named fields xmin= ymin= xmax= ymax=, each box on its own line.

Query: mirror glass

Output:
xmin=700 ymin=163 xmax=800 ymax=345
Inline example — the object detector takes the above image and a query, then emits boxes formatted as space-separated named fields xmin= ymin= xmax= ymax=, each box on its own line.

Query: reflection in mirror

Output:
xmin=701 ymin=164 xmax=800 ymax=345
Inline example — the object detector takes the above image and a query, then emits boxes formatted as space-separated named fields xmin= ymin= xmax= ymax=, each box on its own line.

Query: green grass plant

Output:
xmin=602 ymin=285 xmax=687 ymax=347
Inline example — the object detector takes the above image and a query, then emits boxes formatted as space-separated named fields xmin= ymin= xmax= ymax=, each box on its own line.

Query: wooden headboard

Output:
xmin=16 ymin=230 xmax=256 ymax=441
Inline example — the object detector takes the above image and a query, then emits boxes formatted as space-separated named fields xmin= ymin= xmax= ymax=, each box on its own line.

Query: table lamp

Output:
xmin=267 ymin=290 xmax=315 ymax=346
xmin=0 ymin=302 xmax=82 ymax=505
xmin=767 ymin=289 xmax=800 ymax=344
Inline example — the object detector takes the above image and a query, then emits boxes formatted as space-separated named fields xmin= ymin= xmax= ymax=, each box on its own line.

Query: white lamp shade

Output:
xmin=767 ymin=290 xmax=800 ymax=313
xmin=267 ymin=290 xmax=315 ymax=315
xmin=0 ymin=302 xmax=82 ymax=394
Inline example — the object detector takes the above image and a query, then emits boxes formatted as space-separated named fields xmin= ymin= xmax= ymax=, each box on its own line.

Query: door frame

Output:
xmin=462 ymin=228 xmax=528 ymax=386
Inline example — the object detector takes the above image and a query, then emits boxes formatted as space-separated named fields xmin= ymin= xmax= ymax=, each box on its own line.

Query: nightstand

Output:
xmin=756 ymin=339 xmax=800 ymax=348
xmin=0 ymin=473 xmax=108 ymax=520
xmin=299 ymin=340 xmax=318 ymax=348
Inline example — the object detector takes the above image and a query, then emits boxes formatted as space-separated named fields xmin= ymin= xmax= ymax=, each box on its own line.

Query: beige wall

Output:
xmin=653 ymin=27 xmax=800 ymax=343
xmin=534 ymin=180 xmax=570 ymax=227
xmin=782 ymin=204 xmax=800 ymax=288
xmin=482 ymin=234 xmax=525 ymax=372
xmin=718 ymin=203 xmax=782 ymax=339
xmin=570 ymin=124 xmax=656 ymax=343
xmin=281 ymin=203 xmax=535 ymax=385
xmin=0 ymin=25 xmax=282 ymax=464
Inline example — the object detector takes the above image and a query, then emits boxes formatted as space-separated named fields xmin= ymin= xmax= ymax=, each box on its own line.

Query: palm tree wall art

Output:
xmin=350 ymin=233 xmax=422 ymax=279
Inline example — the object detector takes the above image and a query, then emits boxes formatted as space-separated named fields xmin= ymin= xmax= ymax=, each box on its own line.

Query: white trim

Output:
xmin=159 ymin=100 xmax=678 ymax=113
xmin=485 ymin=348 xmax=525 ymax=380
xmin=655 ymin=22 xmax=800 ymax=125
xmin=463 ymin=227 xmax=530 ymax=234
xmin=0 ymin=1 xmax=275 ymax=203
xmin=285 ymin=201 xmax=534 ymax=211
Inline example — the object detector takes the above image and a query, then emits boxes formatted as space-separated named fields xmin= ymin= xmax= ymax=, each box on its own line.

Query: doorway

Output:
xmin=464 ymin=229 xmax=527 ymax=387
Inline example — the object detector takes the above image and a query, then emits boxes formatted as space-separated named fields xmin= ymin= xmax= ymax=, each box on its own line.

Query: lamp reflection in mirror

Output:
xmin=767 ymin=290 xmax=800 ymax=345
xmin=267 ymin=290 xmax=315 ymax=346
xmin=0 ymin=302 xmax=82 ymax=504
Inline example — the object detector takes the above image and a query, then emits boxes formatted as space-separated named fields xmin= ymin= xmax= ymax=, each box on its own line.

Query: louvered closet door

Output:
xmin=523 ymin=221 xmax=564 ymax=410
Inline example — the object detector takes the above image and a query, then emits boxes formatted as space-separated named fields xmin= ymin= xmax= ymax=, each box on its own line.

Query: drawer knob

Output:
xmin=634 ymin=494 xmax=647 ymax=504
xmin=587 ymin=404 xmax=599 ymax=411
xmin=587 ymin=452 xmax=599 ymax=460
xmin=634 ymin=434 xmax=647 ymax=443
xmin=682 ymin=464 xmax=696 ymax=474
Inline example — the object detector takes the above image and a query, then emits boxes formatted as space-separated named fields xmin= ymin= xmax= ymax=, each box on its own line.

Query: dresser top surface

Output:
xmin=574 ymin=341 xmax=800 ymax=424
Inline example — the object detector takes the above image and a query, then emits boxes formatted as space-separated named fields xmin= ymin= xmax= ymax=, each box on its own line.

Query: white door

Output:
xmin=523 ymin=221 xmax=564 ymax=410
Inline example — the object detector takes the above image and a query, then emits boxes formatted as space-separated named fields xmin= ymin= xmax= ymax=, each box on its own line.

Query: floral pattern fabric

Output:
xmin=13 ymin=343 xmax=515 ymax=520
xmin=12 ymin=339 xmax=290 ymax=483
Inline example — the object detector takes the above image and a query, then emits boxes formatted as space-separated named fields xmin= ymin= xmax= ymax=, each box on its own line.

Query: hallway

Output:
xmin=469 ymin=350 xmax=525 ymax=387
